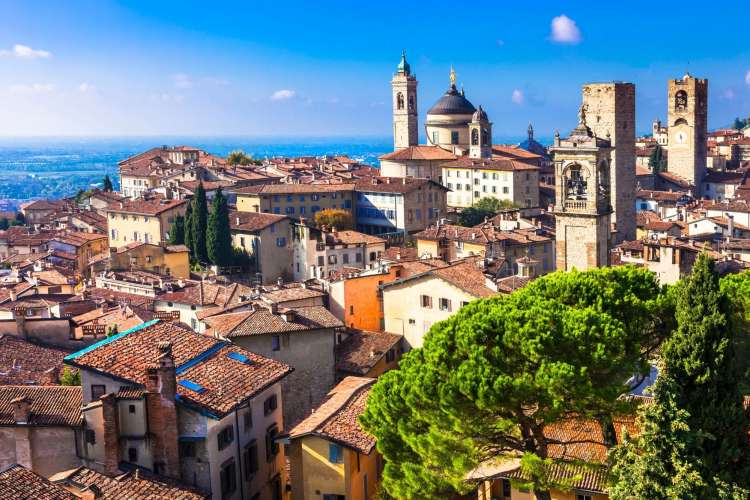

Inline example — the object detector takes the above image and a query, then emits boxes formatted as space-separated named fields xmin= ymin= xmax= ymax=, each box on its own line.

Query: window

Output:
xmin=240 ymin=237 xmax=245 ymax=248
xmin=129 ymin=404 xmax=136 ymax=414
xmin=474 ymin=178 xmax=479 ymax=185
xmin=128 ymin=447 xmax=138 ymax=463
xmin=385 ymin=349 xmax=396 ymax=363
xmin=432 ymin=131 xmax=438 ymax=144
xmin=471 ymin=128 xmax=479 ymax=145
xmin=461 ymin=301 xmax=470 ymax=308
xmin=244 ymin=440 xmax=259 ymax=479
xmin=328 ymin=255 xmax=337 ymax=264
xmin=343 ymin=253 xmax=349 ymax=264
xmin=179 ymin=441 xmax=196 ymax=458
xmin=244 ymin=410 xmax=253 ymax=431
xmin=285 ymin=206 xmax=295 ymax=215
xmin=492 ymin=186 xmax=497 ymax=193
xmin=576 ymin=495 xmax=593 ymax=500
xmin=323 ymin=496 xmax=345 ymax=500
xmin=420 ymin=295 xmax=432 ymax=308
xmin=299 ymin=206 xmax=306 ymax=215
xmin=220 ymin=459 xmax=237 ymax=497
xmin=355 ymin=253 xmax=362 ymax=262
xmin=311 ymin=194 xmax=320 ymax=201
xmin=328 ymin=443 xmax=344 ymax=463
xmin=264 ymin=394 xmax=278 ymax=416
xmin=408 ymin=319 xmax=416 ymax=325
xmin=317 ymin=256 xmax=324 ymax=267
xmin=91 ymin=384 xmax=106 ymax=401
xmin=217 ymin=426 xmax=234 ymax=451
xmin=439 ymin=298 xmax=452 ymax=311
xmin=369 ymin=251 xmax=376 ymax=261
xmin=273 ymin=207 xmax=280 ymax=214
xmin=447 ymin=182 xmax=453 ymax=189
xmin=502 ymin=479 xmax=512 ymax=499
xmin=276 ymin=237 xmax=286 ymax=247
xmin=451 ymin=131 xmax=459 ymax=145
xmin=272 ymin=335 xmax=281 ymax=351
xmin=396 ymin=92 xmax=404 ymax=109
xmin=265 ymin=424 xmax=279 ymax=461
xmin=85 ymin=429 xmax=96 ymax=444
xmin=503 ymin=186 xmax=509 ymax=194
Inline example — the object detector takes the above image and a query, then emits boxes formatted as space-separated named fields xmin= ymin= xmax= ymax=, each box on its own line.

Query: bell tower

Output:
xmin=392 ymin=50 xmax=418 ymax=150
xmin=667 ymin=73 xmax=707 ymax=193
xmin=469 ymin=105 xmax=492 ymax=158
xmin=550 ymin=103 xmax=614 ymax=271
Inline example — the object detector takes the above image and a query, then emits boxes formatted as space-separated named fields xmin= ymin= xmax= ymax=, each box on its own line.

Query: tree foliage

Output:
xmin=458 ymin=197 xmax=517 ymax=227
xmin=184 ymin=201 xmax=194 ymax=258
xmin=314 ymin=208 xmax=353 ymax=230
xmin=609 ymin=255 xmax=750 ymax=498
xmin=361 ymin=266 xmax=673 ymax=499
xmin=168 ymin=214 xmax=185 ymax=245
xmin=649 ymin=146 xmax=666 ymax=173
xmin=0 ymin=218 xmax=8 ymax=230
xmin=207 ymin=188 xmax=233 ymax=267
xmin=102 ymin=174 xmax=114 ymax=192
xmin=59 ymin=366 xmax=81 ymax=386
xmin=190 ymin=182 xmax=209 ymax=263
xmin=226 ymin=150 xmax=254 ymax=167
xmin=733 ymin=117 xmax=748 ymax=131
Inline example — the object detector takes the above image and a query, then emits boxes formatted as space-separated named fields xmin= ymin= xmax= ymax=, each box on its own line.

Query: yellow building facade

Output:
xmin=105 ymin=197 xmax=187 ymax=249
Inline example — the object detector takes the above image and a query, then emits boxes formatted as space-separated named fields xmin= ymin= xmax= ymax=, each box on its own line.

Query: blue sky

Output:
xmin=0 ymin=0 xmax=749 ymax=139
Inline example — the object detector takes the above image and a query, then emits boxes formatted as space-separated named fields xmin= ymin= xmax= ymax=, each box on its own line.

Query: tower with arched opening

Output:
xmin=667 ymin=73 xmax=708 ymax=193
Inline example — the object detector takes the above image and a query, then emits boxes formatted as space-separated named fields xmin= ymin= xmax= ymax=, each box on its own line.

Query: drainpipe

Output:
xmin=234 ymin=402 xmax=246 ymax=500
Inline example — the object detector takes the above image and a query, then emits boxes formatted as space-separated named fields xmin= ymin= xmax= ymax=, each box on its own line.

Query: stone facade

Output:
xmin=667 ymin=74 xmax=708 ymax=193
xmin=550 ymin=107 xmax=613 ymax=272
xmin=582 ymin=82 xmax=636 ymax=242
xmin=391 ymin=52 xmax=418 ymax=149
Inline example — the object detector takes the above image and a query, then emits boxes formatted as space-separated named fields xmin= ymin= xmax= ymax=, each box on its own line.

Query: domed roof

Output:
xmin=471 ymin=105 xmax=488 ymax=122
xmin=427 ymin=85 xmax=476 ymax=116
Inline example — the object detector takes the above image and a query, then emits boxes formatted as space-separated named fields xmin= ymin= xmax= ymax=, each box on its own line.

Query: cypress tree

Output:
xmin=610 ymin=254 xmax=750 ymax=498
xmin=102 ymin=174 xmax=114 ymax=192
xmin=184 ymin=202 xmax=194 ymax=257
xmin=191 ymin=182 xmax=208 ymax=263
xmin=207 ymin=188 xmax=233 ymax=267
xmin=168 ymin=214 xmax=185 ymax=245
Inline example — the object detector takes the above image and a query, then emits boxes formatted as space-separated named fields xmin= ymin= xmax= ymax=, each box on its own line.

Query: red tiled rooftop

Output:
xmin=0 ymin=385 xmax=82 ymax=426
xmin=379 ymin=145 xmax=457 ymax=161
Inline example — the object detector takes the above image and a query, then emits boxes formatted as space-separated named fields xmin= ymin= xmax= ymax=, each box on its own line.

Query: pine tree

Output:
xmin=191 ymin=182 xmax=208 ymax=263
xmin=168 ymin=214 xmax=185 ymax=245
xmin=207 ymin=188 xmax=233 ymax=267
xmin=184 ymin=201 xmax=194 ymax=257
xmin=102 ymin=174 xmax=114 ymax=192
xmin=609 ymin=254 xmax=750 ymax=498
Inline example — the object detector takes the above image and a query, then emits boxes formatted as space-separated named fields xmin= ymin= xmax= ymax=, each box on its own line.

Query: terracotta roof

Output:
xmin=382 ymin=246 xmax=418 ymax=261
xmin=431 ymin=259 xmax=496 ymax=298
xmin=324 ymin=230 xmax=386 ymax=246
xmin=84 ymin=287 xmax=154 ymax=308
xmin=442 ymin=157 xmax=540 ymax=171
xmin=66 ymin=320 xmax=293 ymax=418
xmin=0 ymin=464 xmax=76 ymax=499
xmin=704 ymin=170 xmax=745 ymax=183
xmin=0 ymin=385 xmax=82 ymax=426
xmin=657 ymin=171 xmax=692 ymax=189
xmin=636 ymin=190 xmax=688 ymax=202
xmin=496 ymin=274 xmax=532 ymax=293
xmin=21 ymin=199 xmax=70 ymax=212
xmin=705 ymin=200 xmax=750 ymax=213
xmin=51 ymin=466 xmax=208 ymax=499
xmin=0 ymin=336 xmax=71 ymax=385
xmin=645 ymin=220 xmax=682 ymax=232
xmin=635 ymin=165 xmax=653 ymax=176
xmin=0 ymin=294 xmax=74 ymax=312
xmin=106 ymin=196 xmax=187 ymax=216
xmin=336 ymin=329 xmax=401 ymax=376
xmin=234 ymin=183 xmax=355 ymax=195
xmin=157 ymin=281 xmax=253 ymax=307
xmin=229 ymin=210 xmax=289 ymax=232
xmin=259 ymin=284 xmax=326 ymax=304
xmin=379 ymin=145 xmax=457 ymax=161
xmin=415 ymin=223 xmax=550 ymax=246
xmin=354 ymin=176 xmax=448 ymax=194
xmin=289 ymin=376 xmax=376 ymax=454
xmin=0 ymin=282 xmax=35 ymax=304
xmin=204 ymin=305 xmax=342 ymax=337
xmin=503 ymin=462 xmax=608 ymax=493
xmin=492 ymin=145 xmax=543 ymax=161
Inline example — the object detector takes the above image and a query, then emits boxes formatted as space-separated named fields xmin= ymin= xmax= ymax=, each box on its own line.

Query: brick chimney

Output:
xmin=13 ymin=307 xmax=27 ymax=340
xmin=101 ymin=393 xmax=120 ymax=475
xmin=145 ymin=342 xmax=180 ymax=479
xmin=12 ymin=396 xmax=31 ymax=424
xmin=11 ymin=396 xmax=33 ymax=469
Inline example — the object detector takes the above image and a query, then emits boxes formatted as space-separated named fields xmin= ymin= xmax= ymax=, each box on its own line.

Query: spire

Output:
xmin=397 ymin=49 xmax=410 ymax=76
xmin=460 ymin=83 xmax=465 ymax=97
xmin=527 ymin=122 xmax=534 ymax=141
xmin=449 ymin=65 xmax=456 ymax=88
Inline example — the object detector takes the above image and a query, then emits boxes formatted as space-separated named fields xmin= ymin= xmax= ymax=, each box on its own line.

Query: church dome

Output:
xmin=471 ymin=105 xmax=488 ymax=122
xmin=427 ymin=85 xmax=476 ymax=116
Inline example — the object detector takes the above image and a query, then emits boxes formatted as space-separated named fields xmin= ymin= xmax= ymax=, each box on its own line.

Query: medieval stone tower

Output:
xmin=469 ymin=105 xmax=492 ymax=159
xmin=582 ymin=82 xmax=635 ymax=243
xmin=392 ymin=50 xmax=418 ymax=150
xmin=550 ymin=104 xmax=614 ymax=271
xmin=667 ymin=73 xmax=708 ymax=193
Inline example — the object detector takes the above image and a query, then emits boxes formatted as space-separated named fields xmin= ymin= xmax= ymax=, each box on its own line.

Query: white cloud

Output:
xmin=745 ymin=70 xmax=750 ymax=87
xmin=511 ymin=89 xmax=525 ymax=104
xmin=0 ymin=44 xmax=51 ymax=59
xmin=271 ymin=89 xmax=295 ymax=101
xmin=173 ymin=73 xmax=193 ymax=89
xmin=550 ymin=15 xmax=582 ymax=44
xmin=9 ymin=83 xmax=55 ymax=93
xmin=78 ymin=82 xmax=95 ymax=93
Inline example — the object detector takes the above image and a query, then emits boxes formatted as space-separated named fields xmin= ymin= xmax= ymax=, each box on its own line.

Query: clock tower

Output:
xmin=667 ymin=73 xmax=707 ymax=194
xmin=550 ymin=103 xmax=613 ymax=271
xmin=392 ymin=50 xmax=418 ymax=150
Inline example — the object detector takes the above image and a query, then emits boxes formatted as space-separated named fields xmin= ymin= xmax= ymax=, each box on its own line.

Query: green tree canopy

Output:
xmin=102 ymin=174 xmax=114 ymax=192
xmin=648 ymin=145 xmax=666 ymax=173
xmin=609 ymin=255 xmax=750 ymax=498
xmin=361 ymin=265 xmax=673 ymax=499
xmin=184 ymin=200 xmax=194 ymax=258
xmin=207 ymin=188 xmax=233 ymax=267
xmin=59 ymin=366 xmax=80 ymax=386
xmin=168 ymin=214 xmax=185 ymax=245
xmin=458 ymin=197 xmax=517 ymax=227
xmin=227 ymin=150 xmax=253 ymax=167
xmin=314 ymin=208 xmax=353 ymax=230
xmin=733 ymin=117 xmax=748 ymax=131
xmin=191 ymin=182 xmax=209 ymax=263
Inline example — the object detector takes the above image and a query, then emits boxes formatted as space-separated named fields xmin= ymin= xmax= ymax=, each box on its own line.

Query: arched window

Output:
xmin=408 ymin=95 xmax=414 ymax=111
xmin=471 ymin=129 xmax=479 ymax=146
xmin=598 ymin=160 xmax=610 ymax=199
xmin=675 ymin=90 xmax=688 ymax=111
xmin=481 ymin=129 xmax=489 ymax=145
xmin=396 ymin=92 xmax=404 ymax=110
xmin=673 ymin=117 xmax=688 ymax=127
xmin=565 ymin=164 xmax=588 ymax=200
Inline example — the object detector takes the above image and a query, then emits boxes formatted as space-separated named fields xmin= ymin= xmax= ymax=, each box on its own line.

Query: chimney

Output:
xmin=9 ymin=289 xmax=17 ymax=302
xmin=11 ymin=396 xmax=33 ymax=470
xmin=281 ymin=309 xmax=296 ymax=323
xmin=276 ymin=276 xmax=284 ymax=287
xmin=728 ymin=214 xmax=735 ymax=236
xmin=385 ymin=177 xmax=391 ymax=184
xmin=100 ymin=393 xmax=120 ymax=475
xmin=40 ymin=367 xmax=59 ymax=385
xmin=269 ymin=302 xmax=278 ymax=314
xmin=236 ymin=217 xmax=240 ymax=226
xmin=13 ymin=307 xmax=27 ymax=340
xmin=145 ymin=341 xmax=180 ymax=479
xmin=12 ymin=396 xmax=31 ymax=424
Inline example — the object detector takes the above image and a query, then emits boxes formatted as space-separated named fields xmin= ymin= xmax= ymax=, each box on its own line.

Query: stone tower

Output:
xmin=667 ymin=73 xmax=708 ymax=193
xmin=582 ymin=82 xmax=636 ymax=243
xmin=469 ymin=105 xmax=492 ymax=158
xmin=550 ymin=104 xmax=614 ymax=271
xmin=392 ymin=50 xmax=418 ymax=150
